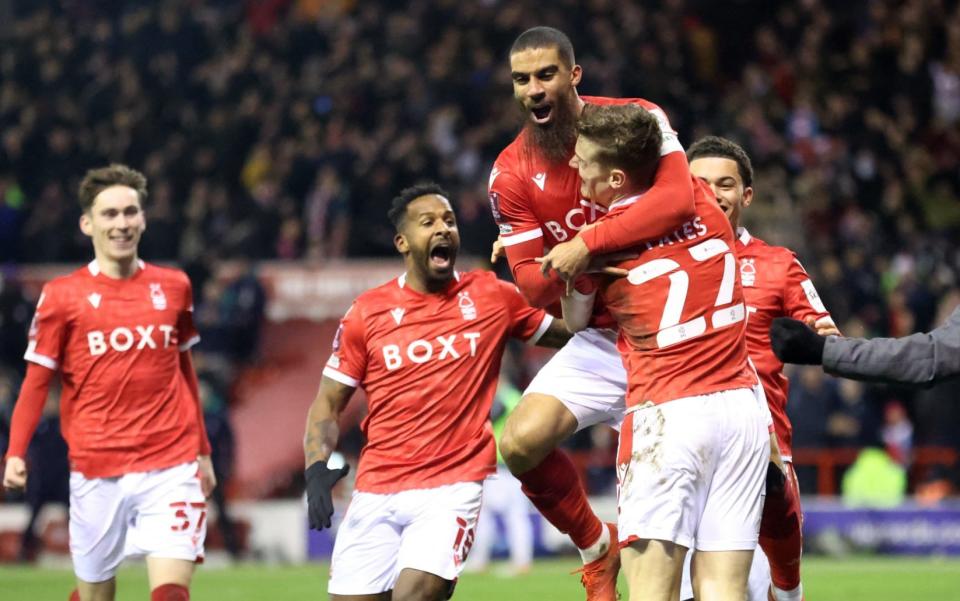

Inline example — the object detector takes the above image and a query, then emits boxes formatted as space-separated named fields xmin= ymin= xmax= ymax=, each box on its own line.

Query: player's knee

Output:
xmin=391 ymin=576 xmax=452 ymax=601
xmin=499 ymin=415 xmax=547 ymax=473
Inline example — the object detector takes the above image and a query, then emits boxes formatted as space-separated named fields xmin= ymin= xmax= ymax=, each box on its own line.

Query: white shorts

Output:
xmin=617 ymin=388 xmax=768 ymax=551
xmin=328 ymin=481 xmax=483 ymax=596
xmin=524 ymin=328 xmax=626 ymax=431
xmin=70 ymin=461 xmax=206 ymax=583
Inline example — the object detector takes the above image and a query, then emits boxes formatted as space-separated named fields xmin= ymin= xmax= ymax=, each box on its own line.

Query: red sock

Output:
xmin=151 ymin=583 xmax=190 ymax=601
xmin=517 ymin=449 xmax=604 ymax=550
xmin=759 ymin=464 xmax=803 ymax=591
xmin=69 ymin=590 xmax=80 ymax=601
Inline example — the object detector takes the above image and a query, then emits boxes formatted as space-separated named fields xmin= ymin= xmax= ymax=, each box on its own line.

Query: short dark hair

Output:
xmin=510 ymin=26 xmax=575 ymax=68
xmin=78 ymin=164 xmax=148 ymax=212
xmin=388 ymin=182 xmax=452 ymax=230
xmin=687 ymin=136 xmax=754 ymax=188
xmin=577 ymin=104 xmax=662 ymax=175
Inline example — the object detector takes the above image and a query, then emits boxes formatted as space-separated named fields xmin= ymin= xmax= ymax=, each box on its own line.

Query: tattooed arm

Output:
xmin=304 ymin=376 xmax=356 ymax=468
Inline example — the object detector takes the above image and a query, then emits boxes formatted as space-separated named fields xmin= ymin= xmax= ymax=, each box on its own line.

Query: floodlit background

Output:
xmin=1 ymin=0 xmax=960 ymax=599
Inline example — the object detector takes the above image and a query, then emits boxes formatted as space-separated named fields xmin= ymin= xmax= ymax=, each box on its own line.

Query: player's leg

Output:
xmin=69 ymin=471 xmax=129 ymax=601
xmin=393 ymin=481 xmax=484 ymax=601
xmin=616 ymin=401 xmax=702 ymax=601
xmin=692 ymin=389 xmax=769 ymax=601
xmin=145 ymin=558 xmax=194 ymax=600
xmin=499 ymin=328 xmax=625 ymax=599
xmin=759 ymin=461 xmax=804 ymax=601
xmin=621 ymin=540 xmax=687 ymax=601
xmin=126 ymin=462 xmax=206 ymax=600
xmin=327 ymin=489 xmax=402 ymax=599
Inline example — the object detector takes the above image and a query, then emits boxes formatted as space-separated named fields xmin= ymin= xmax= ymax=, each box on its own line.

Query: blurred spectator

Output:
xmin=199 ymin=373 xmax=241 ymax=559
xmin=0 ymin=272 xmax=33 ymax=373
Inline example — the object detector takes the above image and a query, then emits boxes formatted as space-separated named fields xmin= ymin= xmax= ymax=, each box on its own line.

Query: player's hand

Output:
xmin=490 ymin=238 xmax=505 ymax=264
xmin=770 ymin=317 xmax=825 ymax=365
xmin=305 ymin=460 xmax=350 ymax=530
xmin=806 ymin=315 xmax=841 ymax=337
xmin=586 ymin=251 xmax=636 ymax=277
xmin=3 ymin=456 xmax=27 ymax=491
xmin=538 ymin=237 xmax=591 ymax=282
xmin=198 ymin=455 xmax=217 ymax=497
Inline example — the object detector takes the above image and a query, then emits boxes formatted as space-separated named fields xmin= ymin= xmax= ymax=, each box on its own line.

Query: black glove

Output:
xmin=770 ymin=317 xmax=825 ymax=365
xmin=305 ymin=461 xmax=350 ymax=530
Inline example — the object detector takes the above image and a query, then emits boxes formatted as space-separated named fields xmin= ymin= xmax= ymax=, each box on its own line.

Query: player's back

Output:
xmin=600 ymin=179 xmax=756 ymax=406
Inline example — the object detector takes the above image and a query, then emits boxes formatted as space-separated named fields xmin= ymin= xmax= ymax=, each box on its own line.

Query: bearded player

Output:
xmin=489 ymin=26 xmax=695 ymax=600
xmin=303 ymin=183 xmax=570 ymax=600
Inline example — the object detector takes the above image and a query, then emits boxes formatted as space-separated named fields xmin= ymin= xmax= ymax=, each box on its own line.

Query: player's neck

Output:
xmin=573 ymin=93 xmax=586 ymax=116
xmin=94 ymin=254 xmax=140 ymax=279
xmin=404 ymin=270 xmax=453 ymax=295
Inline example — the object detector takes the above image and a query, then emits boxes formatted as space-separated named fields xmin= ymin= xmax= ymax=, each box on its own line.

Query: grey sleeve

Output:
xmin=822 ymin=307 xmax=960 ymax=385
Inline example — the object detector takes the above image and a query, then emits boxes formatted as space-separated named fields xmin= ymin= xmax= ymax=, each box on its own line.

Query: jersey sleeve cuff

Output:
xmin=525 ymin=314 xmax=555 ymax=346
xmin=322 ymin=366 xmax=360 ymax=388
xmin=501 ymin=228 xmax=544 ymax=247
xmin=24 ymin=344 xmax=58 ymax=371
xmin=179 ymin=334 xmax=201 ymax=352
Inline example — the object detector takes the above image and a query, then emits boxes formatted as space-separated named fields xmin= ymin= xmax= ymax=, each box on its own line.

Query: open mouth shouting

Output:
xmin=529 ymin=102 xmax=554 ymax=124
xmin=428 ymin=239 xmax=456 ymax=272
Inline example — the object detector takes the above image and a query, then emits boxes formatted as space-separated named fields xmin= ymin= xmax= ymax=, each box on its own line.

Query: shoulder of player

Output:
xmin=743 ymin=236 xmax=799 ymax=272
xmin=351 ymin=276 xmax=408 ymax=315
xmin=145 ymin=262 xmax=188 ymax=279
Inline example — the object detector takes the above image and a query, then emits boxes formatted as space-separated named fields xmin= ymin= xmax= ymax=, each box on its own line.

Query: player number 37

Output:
xmin=627 ymin=238 xmax=744 ymax=349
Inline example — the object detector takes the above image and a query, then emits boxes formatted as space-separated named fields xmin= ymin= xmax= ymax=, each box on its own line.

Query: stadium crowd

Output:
xmin=1 ymin=0 xmax=960 ymax=495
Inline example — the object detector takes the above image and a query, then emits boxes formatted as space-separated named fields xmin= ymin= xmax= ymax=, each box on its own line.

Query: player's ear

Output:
xmin=79 ymin=213 xmax=93 ymax=237
xmin=570 ymin=64 xmax=582 ymax=87
xmin=742 ymin=186 xmax=754 ymax=209
xmin=394 ymin=231 xmax=409 ymax=254
xmin=609 ymin=168 xmax=626 ymax=190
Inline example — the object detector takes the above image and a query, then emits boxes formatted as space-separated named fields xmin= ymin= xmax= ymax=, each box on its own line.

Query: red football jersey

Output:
xmin=489 ymin=95 xmax=684 ymax=319
xmin=24 ymin=261 xmax=204 ymax=478
xmin=599 ymin=180 xmax=757 ymax=406
xmin=322 ymin=270 xmax=551 ymax=494
xmin=737 ymin=228 xmax=832 ymax=459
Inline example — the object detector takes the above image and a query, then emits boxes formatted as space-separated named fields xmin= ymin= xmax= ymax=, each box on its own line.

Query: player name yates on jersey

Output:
xmin=87 ymin=325 xmax=176 ymax=356
xmin=382 ymin=332 xmax=481 ymax=371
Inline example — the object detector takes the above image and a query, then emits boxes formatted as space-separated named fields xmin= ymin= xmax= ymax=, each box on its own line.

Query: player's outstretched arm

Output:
xmin=303 ymin=376 xmax=354 ymax=530
xmin=3 ymin=363 xmax=56 ymax=491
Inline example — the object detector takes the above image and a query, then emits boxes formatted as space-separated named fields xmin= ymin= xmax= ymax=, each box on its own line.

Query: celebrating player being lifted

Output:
xmin=489 ymin=26 xmax=694 ymax=600
xmin=3 ymin=165 xmax=215 ymax=601
xmin=302 ymin=183 xmax=570 ymax=601
xmin=559 ymin=105 xmax=769 ymax=601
